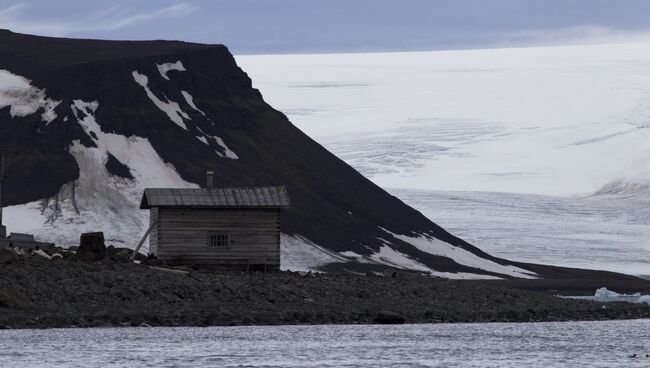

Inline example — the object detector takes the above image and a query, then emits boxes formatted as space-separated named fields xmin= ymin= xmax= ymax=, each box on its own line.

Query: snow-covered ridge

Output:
xmin=0 ymin=69 xmax=60 ymax=123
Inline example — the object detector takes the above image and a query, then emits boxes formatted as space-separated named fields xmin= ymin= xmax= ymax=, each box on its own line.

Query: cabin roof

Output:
xmin=140 ymin=186 xmax=290 ymax=209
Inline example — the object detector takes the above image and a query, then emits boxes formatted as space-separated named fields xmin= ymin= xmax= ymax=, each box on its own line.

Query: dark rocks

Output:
xmin=77 ymin=232 xmax=106 ymax=262
xmin=241 ymin=316 xmax=256 ymax=325
xmin=0 ymin=288 xmax=30 ymax=309
xmin=0 ymin=248 xmax=15 ymax=265
xmin=92 ymin=310 xmax=109 ymax=319
xmin=1 ymin=257 xmax=650 ymax=329
xmin=374 ymin=310 xmax=407 ymax=324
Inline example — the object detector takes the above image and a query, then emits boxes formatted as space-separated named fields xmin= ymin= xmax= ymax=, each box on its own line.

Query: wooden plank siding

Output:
xmin=149 ymin=207 xmax=159 ymax=255
xmin=150 ymin=207 xmax=281 ymax=268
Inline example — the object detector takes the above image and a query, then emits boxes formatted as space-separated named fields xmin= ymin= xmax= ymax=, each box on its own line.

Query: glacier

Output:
xmin=237 ymin=42 xmax=650 ymax=275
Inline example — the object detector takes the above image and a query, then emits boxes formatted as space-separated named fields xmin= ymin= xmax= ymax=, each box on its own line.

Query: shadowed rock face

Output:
xmin=0 ymin=30 xmax=632 ymax=279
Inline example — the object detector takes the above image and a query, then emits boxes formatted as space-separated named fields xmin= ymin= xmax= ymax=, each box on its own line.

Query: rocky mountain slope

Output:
xmin=0 ymin=30 xmax=627 ymax=279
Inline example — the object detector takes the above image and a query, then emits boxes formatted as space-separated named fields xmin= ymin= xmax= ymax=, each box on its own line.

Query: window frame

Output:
xmin=207 ymin=231 xmax=230 ymax=248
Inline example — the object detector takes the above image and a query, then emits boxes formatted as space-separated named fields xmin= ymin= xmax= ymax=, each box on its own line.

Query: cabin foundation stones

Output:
xmin=139 ymin=174 xmax=290 ymax=271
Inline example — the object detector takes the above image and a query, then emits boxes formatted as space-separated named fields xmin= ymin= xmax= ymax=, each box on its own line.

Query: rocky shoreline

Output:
xmin=2 ymin=252 xmax=650 ymax=329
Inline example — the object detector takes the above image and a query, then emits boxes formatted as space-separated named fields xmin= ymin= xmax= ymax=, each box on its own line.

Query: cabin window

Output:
xmin=208 ymin=232 xmax=230 ymax=247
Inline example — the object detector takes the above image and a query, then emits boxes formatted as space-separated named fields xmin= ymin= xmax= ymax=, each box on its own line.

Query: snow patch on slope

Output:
xmin=195 ymin=125 xmax=239 ymax=159
xmin=369 ymin=243 xmax=432 ymax=273
xmin=280 ymin=234 xmax=347 ymax=272
xmin=157 ymin=61 xmax=186 ymax=80
xmin=181 ymin=90 xmax=206 ymax=116
xmin=5 ymin=99 xmax=197 ymax=247
xmin=132 ymin=71 xmax=190 ymax=130
xmin=0 ymin=69 xmax=60 ymax=123
xmin=369 ymin=241 xmax=503 ymax=279
xmin=196 ymin=135 xmax=209 ymax=145
xmin=381 ymin=228 xmax=537 ymax=279
xmin=213 ymin=136 xmax=239 ymax=159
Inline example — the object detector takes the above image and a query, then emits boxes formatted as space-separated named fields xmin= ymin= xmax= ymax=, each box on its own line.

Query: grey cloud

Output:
xmin=0 ymin=2 xmax=196 ymax=36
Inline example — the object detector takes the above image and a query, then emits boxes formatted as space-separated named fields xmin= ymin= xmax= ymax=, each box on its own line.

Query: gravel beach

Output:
xmin=2 ymin=253 xmax=650 ymax=329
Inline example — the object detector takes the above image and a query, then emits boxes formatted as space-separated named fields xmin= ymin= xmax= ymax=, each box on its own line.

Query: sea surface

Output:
xmin=2 ymin=320 xmax=650 ymax=367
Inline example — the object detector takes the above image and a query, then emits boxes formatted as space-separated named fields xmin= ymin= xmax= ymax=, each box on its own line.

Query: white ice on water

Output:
xmin=0 ymin=69 xmax=60 ymax=123
xmin=564 ymin=287 xmax=650 ymax=305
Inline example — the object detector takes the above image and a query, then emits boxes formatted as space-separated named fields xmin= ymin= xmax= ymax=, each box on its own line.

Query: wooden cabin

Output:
xmin=139 ymin=185 xmax=290 ymax=271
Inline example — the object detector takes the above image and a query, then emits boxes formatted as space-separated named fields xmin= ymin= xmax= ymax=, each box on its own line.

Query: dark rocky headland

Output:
xmin=2 ymin=249 xmax=650 ymax=330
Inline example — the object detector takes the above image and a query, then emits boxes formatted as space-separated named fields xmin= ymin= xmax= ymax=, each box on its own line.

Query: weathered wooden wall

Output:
xmin=150 ymin=207 xmax=281 ymax=267
xmin=149 ymin=207 xmax=158 ymax=255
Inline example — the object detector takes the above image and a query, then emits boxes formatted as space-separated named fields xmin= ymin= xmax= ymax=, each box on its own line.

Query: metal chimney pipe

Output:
xmin=206 ymin=171 xmax=214 ymax=189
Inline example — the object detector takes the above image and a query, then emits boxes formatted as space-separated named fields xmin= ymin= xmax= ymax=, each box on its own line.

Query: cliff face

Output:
xmin=0 ymin=30 xmax=541 ymax=278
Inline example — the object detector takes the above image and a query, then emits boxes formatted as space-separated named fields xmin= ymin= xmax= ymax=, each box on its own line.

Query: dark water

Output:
xmin=1 ymin=320 xmax=649 ymax=367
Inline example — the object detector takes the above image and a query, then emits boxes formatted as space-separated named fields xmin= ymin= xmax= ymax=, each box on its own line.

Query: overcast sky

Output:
xmin=2 ymin=0 xmax=650 ymax=54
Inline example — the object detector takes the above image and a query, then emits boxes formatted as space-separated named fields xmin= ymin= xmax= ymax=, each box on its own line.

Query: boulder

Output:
xmin=32 ymin=249 xmax=51 ymax=260
xmin=373 ymin=310 xmax=406 ymax=324
xmin=77 ymin=232 xmax=106 ymax=261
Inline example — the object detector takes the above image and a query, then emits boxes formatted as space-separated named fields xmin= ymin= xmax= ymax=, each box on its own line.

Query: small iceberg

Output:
xmin=561 ymin=287 xmax=649 ymax=305
xmin=593 ymin=287 xmax=643 ymax=303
